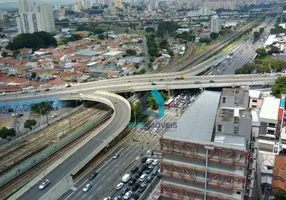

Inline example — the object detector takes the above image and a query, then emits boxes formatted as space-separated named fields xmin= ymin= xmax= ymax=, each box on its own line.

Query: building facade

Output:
xmin=211 ymin=15 xmax=221 ymax=33
xmin=16 ymin=0 xmax=55 ymax=34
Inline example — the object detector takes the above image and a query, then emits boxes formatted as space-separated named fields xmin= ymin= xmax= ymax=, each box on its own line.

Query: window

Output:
xmin=252 ymin=99 xmax=257 ymax=103
xmin=236 ymin=191 xmax=241 ymax=195
xmin=222 ymin=97 xmax=226 ymax=103
xmin=234 ymin=126 xmax=239 ymax=134
xmin=252 ymin=105 xmax=257 ymax=108
xmin=267 ymin=130 xmax=275 ymax=135
xmin=218 ymin=124 xmax=222 ymax=132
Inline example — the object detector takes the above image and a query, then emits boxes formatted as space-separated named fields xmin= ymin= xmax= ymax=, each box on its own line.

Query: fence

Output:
xmin=0 ymin=110 xmax=113 ymax=188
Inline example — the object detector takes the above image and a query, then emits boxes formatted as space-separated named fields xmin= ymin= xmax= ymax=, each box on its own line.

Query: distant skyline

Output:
xmin=0 ymin=0 xmax=79 ymax=5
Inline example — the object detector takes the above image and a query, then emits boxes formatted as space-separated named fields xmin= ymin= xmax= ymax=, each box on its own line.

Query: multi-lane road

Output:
xmin=14 ymin=93 xmax=130 ymax=200
xmin=59 ymin=111 xmax=176 ymax=200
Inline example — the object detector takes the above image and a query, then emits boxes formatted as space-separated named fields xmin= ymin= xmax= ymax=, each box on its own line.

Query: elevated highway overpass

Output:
xmin=6 ymin=91 xmax=131 ymax=200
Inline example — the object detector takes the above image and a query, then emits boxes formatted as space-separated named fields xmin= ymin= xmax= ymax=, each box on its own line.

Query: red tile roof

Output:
xmin=272 ymin=156 xmax=286 ymax=192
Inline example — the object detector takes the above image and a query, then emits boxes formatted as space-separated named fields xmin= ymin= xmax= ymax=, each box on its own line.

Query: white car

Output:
xmin=139 ymin=174 xmax=147 ymax=182
xmin=51 ymin=114 xmax=57 ymax=118
xmin=103 ymin=197 xmax=111 ymax=200
xmin=116 ymin=182 xmax=124 ymax=190
xmin=151 ymin=127 xmax=158 ymax=134
xmin=71 ymin=91 xmax=78 ymax=95
xmin=146 ymin=158 xmax=153 ymax=164
xmin=39 ymin=179 xmax=50 ymax=190
xmin=123 ymin=191 xmax=132 ymax=199
xmin=82 ymin=183 xmax=92 ymax=192
xmin=152 ymin=159 xmax=159 ymax=166
xmin=0 ymin=92 xmax=6 ymax=96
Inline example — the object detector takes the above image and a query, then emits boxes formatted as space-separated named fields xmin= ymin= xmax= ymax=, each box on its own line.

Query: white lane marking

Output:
xmin=96 ymin=147 xmax=124 ymax=173
xmin=82 ymin=194 xmax=87 ymax=199
xmin=88 ymin=196 xmax=93 ymax=199
xmin=78 ymin=179 xmax=88 ymax=189
xmin=76 ymin=191 xmax=82 ymax=196
xmin=98 ymin=186 xmax=102 ymax=190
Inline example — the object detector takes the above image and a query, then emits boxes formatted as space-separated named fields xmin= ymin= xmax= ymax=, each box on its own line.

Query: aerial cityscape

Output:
xmin=1 ymin=0 xmax=286 ymax=200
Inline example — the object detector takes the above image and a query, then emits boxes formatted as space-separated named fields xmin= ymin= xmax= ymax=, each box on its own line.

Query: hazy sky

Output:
xmin=0 ymin=0 xmax=78 ymax=4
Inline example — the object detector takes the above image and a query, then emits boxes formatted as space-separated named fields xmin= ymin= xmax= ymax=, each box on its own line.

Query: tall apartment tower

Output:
xmin=211 ymin=15 xmax=221 ymax=33
xmin=0 ymin=10 xmax=4 ymax=21
xmin=16 ymin=0 xmax=55 ymax=34
xmin=18 ymin=0 xmax=30 ymax=14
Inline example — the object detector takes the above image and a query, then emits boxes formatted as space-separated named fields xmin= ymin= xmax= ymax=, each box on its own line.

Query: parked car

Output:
xmin=38 ymin=179 xmax=50 ymax=190
xmin=146 ymin=158 xmax=153 ymax=165
xmin=104 ymin=197 xmax=111 ymax=200
xmin=135 ymin=170 xmax=143 ymax=178
xmin=128 ymin=177 xmax=136 ymax=185
xmin=89 ymin=172 xmax=98 ymax=180
xmin=152 ymin=159 xmax=159 ymax=166
xmin=44 ymin=88 xmax=50 ymax=91
xmin=82 ymin=183 xmax=92 ymax=192
xmin=116 ymin=182 xmax=124 ymax=190
xmin=139 ymin=174 xmax=147 ymax=182
xmin=121 ymin=187 xmax=130 ymax=195
xmin=123 ymin=191 xmax=132 ymax=199
xmin=114 ymin=196 xmax=122 ymax=200
xmin=132 ymin=183 xmax=140 ymax=191
xmin=140 ymin=164 xmax=148 ymax=171
xmin=146 ymin=175 xmax=153 ymax=182
xmin=138 ymin=183 xmax=147 ymax=193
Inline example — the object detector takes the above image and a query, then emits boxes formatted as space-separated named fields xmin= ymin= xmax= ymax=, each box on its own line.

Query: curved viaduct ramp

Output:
xmin=13 ymin=91 xmax=131 ymax=200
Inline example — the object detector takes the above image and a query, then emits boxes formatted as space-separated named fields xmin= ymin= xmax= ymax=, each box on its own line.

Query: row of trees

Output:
xmin=146 ymin=34 xmax=159 ymax=57
xmin=77 ymin=25 xmax=106 ymax=35
xmin=61 ymin=34 xmax=82 ymax=45
xmin=253 ymin=28 xmax=264 ymax=43
xmin=270 ymin=17 xmax=286 ymax=35
xmin=256 ymin=47 xmax=280 ymax=58
xmin=272 ymin=76 xmax=286 ymax=98
xmin=6 ymin=31 xmax=57 ymax=50
xmin=31 ymin=102 xmax=51 ymax=115
xmin=176 ymin=31 xmax=196 ymax=42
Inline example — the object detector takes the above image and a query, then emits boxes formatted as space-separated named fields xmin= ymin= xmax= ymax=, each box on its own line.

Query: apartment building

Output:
xmin=211 ymin=15 xmax=221 ymax=34
xmin=16 ymin=0 xmax=55 ymax=34
xmin=249 ymin=90 xmax=263 ymax=109
xmin=220 ymin=86 xmax=249 ymax=108
xmin=160 ymin=90 xmax=255 ymax=200
xmin=203 ymin=0 xmax=237 ymax=10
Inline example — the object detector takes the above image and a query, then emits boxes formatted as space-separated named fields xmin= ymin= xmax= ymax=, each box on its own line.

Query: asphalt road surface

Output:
xmin=17 ymin=94 xmax=129 ymax=200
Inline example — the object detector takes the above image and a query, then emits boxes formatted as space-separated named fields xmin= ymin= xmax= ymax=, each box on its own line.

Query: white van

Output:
xmin=121 ymin=174 xmax=131 ymax=183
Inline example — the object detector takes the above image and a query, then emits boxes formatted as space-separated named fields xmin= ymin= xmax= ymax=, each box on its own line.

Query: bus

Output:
xmin=164 ymin=98 xmax=174 ymax=109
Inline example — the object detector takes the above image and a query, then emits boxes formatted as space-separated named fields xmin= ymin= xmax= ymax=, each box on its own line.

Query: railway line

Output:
xmin=159 ymin=19 xmax=260 ymax=74
xmin=0 ymin=104 xmax=110 ymax=175
xmin=0 ymin=116 xmax=111 ymax=199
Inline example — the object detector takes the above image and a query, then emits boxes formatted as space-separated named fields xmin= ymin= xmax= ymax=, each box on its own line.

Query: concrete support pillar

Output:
xmin=167 ymin=89 xmax=173 ymax=98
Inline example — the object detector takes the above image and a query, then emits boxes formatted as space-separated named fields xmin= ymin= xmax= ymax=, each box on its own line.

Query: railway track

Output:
xmin=159 ymin=19 xmax=260 ymax=74
xmin=0 ymin=104 xmax=109 ymax=175
xmin=0 ymin=117 xmax=111 ymax=199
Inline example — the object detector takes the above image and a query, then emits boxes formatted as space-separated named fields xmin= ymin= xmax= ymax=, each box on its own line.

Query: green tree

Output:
xmin=156 ymin=21 xmax=179 ymax=38
xmin=210 ymin=32 xmax=219 ymax=40
xmin=199 ymin=37 xmax=212 ymax=44
xmin=145 ymin=27 xmax=155 ymax=33
xmin=274 ymin=192 xmax=286 ymax=200
xmin=271 ymin=77 xmax=286 ymax=98
xmin=0 ymin=127 xmax=16 ymax=140
xmin=159 ymin=39 xmax=169 ymax=49
xmin=269 ymin=46 xmax=280 ymax=54
xmin=6 ymin=32 xmax=57 ymax=50
xmin=31 ymin=102 xmax=51 ymax=115
xmin=125 ymin=28 xmax=129 ymax=34
xmin=31 ymin=72 xmax=37 ymax=79
xmin=271 ymin=60 xmax=286 ymax=72
xmin=126 ymin=49 xmax=137 ymax=56
xmin=1 ymin=52 xmax=8 ymax=57
xmin=131 ymin=102 xmax=148 ymax=123
xmin=12 ymin=50 xmax=20 ymax=59
xmin=24 ymin=119 xmax=37 ymax=130
xmin=98 ymin=34 xmax=105 ymax=40
xmin=255 ymin=48 xmax=267 ymax=57
xmin=175 ymin=31 xmax=195 ymax=42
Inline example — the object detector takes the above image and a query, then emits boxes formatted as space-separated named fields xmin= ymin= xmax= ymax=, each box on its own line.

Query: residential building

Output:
xmin=272 ymin=155 xmax=286 ymax=194
xmin=211 ymin=15 xmax=221 ymax=33
xmin=160 ymin=91 xmax=255 ymax=200
xmin=220 ymin=86 xmax=249 ymax=108
xmin=18 ymin=0 xmax=30 ymax=14
xmin=203 ymin=0 xmax=237 ymax=10
xmin=16 ymin=0 xmax=55 ymax=34
xmin=249 ymin=90 xmax=263 ymax=109
xmin=0 ymin=10 xmax=4 ymax=21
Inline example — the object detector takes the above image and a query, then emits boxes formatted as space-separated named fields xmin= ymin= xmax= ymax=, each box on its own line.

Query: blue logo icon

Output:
xmin=140 ymin=89 xmax=164 ymax=119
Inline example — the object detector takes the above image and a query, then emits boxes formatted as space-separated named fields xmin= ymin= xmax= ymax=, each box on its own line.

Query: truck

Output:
xmin=122 ymin=174 xmax=131 ymax=183
xmin=175 ymin=76 xmax=184 ymax=80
